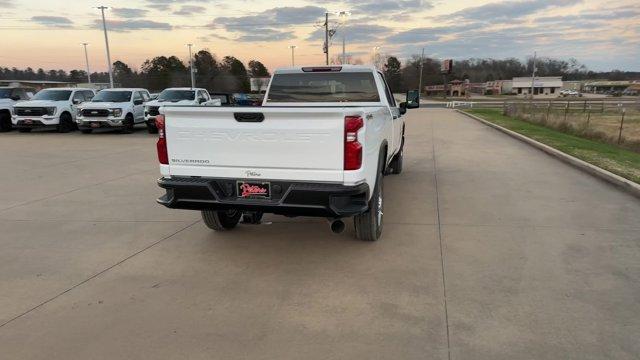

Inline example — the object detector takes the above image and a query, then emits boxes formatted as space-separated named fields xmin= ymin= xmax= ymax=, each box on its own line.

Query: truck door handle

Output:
xmin=234 ymin=112 xmax=264 ymax=122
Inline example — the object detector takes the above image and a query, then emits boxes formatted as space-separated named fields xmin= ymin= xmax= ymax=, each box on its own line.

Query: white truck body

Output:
xmin=156 ymin=65 xmax=418 ymax=240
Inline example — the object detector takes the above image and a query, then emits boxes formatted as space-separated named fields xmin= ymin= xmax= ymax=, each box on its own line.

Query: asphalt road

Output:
xmin=0 ymin=109 xmax=639 ymax=359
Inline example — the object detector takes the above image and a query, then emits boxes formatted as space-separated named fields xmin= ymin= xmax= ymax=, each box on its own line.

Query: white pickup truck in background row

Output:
xmin=155 ymin=65 xmax=420 ymax=241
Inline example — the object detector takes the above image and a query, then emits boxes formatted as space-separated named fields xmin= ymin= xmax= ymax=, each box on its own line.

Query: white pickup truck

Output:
xmin=144 ymin=87 xmax=220 ymax=133
xmin=0 ymin=86 xmax=34 ymax=132
xmin=156 ymin=65 xmax=419 ymax=241
xmin=12 ymin=88 xmax=96 ymax=133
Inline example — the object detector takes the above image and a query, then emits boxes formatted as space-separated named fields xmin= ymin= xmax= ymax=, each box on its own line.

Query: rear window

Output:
xmin=267 ymin=72 xmax=380 ymax=103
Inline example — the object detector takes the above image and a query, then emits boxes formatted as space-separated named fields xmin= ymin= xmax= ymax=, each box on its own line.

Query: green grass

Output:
xmin=465 ymin=109 xmax=640 ymax=184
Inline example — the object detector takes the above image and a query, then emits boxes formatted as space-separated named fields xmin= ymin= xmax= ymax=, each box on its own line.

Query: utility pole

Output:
xmin=289 ymin=45 xmax=297 ymax=66
xmin=324 ymin=12 xmax=329 ymax=65
xmin=530 ymin=51 xmax=537 ymax=98
xmin=418 ymin=47 xmax=424 ymax=98
xmin=81 ymin=43 xmax=91 ymax=84
xmin=187 ymin=43 xmax=195 ymax=89
xmin=97 ymin=6 xmax=114 ymax=88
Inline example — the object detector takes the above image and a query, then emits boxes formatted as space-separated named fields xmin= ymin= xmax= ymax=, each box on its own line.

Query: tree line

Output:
xmin=2 ymin=52 xmax=638 ymax=93
xmin=0 ymin=49 xmax=270 ymax=93
xmin=383 ymin=56 xmax=640 ymax=93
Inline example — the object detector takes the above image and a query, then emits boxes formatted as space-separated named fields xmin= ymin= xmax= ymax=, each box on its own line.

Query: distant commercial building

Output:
xmin=512 ymin=77 xmax=562 ymax=96
xmin=485 ymin=80 xmax=513 ymax=95
xmin=0 ymin=79 xmax=75 ymax=91
xmin=424 ymin=80 xmax=484 ymax=97
xmin=583 ymin=81 xmax=633 ymax=94
xmin=562 ymin=81 xmax=583 ymax=91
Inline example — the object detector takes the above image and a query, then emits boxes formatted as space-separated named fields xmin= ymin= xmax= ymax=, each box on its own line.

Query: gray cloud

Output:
xmin=213 ymin=6 xmax=325 ymax=42
xmin=535 ymin=8 xmax=640 ymax=24
xmin=441 ymin=0 xmax=583 ymax=22
xmin=314 ymin=0 xmax=431 ymax=15
xmin=112 ymin=8 xmax=148 ymax=18
xmin=387 ymin=24 xmax=483 ymax=43
xmin=0 ymin=0 xmax=14 ymax=7
xmin=94 ymin=19 xmax=172 ymax=32
xmin=174 ymin=5 xmax=207 ymax=16
xmin=144 ymin=0 xmax=212 ymax=11
xmin=31 ymin=16 xmax=73 ymax=28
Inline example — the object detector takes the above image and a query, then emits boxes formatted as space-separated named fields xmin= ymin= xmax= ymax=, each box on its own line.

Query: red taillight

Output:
xmin=344 ymin=116 xmax=363 ymax=170
xmin=156 ymin=114 xmax=168 ymax=165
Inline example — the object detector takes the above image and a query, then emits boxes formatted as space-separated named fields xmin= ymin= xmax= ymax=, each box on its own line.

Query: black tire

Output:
xmin=121 ymin=114 xmax=135 ymax=134
xmin=242 ymin=211 xmax=264 ymax=224
xmin=80 ymin=129 xmax=93 ymax=134
xmin=354 ymin=169 xmax=384 ymax=241
xmin=146 ymin=122 xmax=158 ymax=134
xmin=57 ymin=112 xmax=74 ymax=133
xmin=18 ymin=128 xmax=32 ymax=133
xmin=0 ymin=111 xmax=11 ymax=132
xmin=201 ymin=209 xmax=242 ymax=231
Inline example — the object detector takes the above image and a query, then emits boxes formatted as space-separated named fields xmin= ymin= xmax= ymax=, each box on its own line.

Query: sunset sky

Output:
xmin=0 ymin=0 xmax=638 ymax=73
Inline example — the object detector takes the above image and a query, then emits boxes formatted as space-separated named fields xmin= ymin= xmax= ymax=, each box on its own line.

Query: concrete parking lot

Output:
xmin=1 ymin=109 xmax=639 ymax=359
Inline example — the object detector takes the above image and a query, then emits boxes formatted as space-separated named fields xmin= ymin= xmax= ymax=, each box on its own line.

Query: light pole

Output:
xmin=187 ymin=43 xmax=195 ymax=89
xmin=338 ymin=11 xmax=350 ymax=65
xmin=81 ymin=43 xmax=91 ymax=84
xmin=288 ymin=45 xmax=297 ymax=66
xmin=96 ymin=6 xmax=114 ymax=88
xmin=418 ymin=47 xmax=424 ymax=98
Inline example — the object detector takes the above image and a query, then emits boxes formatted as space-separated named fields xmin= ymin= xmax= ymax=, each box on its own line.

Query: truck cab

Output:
xmin=155 ymin=65 xmax=419 ymax=241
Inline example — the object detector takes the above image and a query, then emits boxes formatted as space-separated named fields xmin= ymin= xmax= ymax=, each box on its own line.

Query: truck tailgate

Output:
xmin=162 ymin=106 xmax=348 ymax=182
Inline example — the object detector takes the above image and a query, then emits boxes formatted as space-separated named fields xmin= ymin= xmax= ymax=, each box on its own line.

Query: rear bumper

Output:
xmin=157 ymin=176 xmax=370 ymax=218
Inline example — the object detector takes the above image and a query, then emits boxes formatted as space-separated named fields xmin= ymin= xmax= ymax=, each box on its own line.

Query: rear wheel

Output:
xmin=18 ymin=128 xmax=32 ymax=133
xmin=57 ymin=112 xmax=74 ymax=133
xmin=80 ymin=129 xmax=93 ymax=134
xmin=201 ymin=209 xmax=242 ymax=231
xmin=0 ymin=111 xmax=11 ymax=132
xmin=354 ymin=170 xmax=384 ymax=241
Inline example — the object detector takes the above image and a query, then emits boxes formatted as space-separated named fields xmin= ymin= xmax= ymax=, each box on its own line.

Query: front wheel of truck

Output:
xmin=354 ymin=171 xmax=384 ymax=241
xmin=201 ymin=209 xmax=242 ymax=231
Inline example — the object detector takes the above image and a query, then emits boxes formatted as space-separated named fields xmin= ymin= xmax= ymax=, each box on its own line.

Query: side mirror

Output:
xmin=134 ymin=99 xmax=143 ymax=105
xmin=199 ymin=98 xmax=206 ymax=104
xmin=399 ymin=102 xmax=407 ymax=115
xmin=73 ymin=99 xmax=82 ymax=105
xmin=10 ymin=95 xmax=20 ymax=101
xmin=405 ymin=90 xmax=420 ymax=109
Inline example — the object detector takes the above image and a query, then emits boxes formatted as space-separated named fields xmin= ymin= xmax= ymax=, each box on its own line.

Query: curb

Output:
xmin=456 ymin=109 xmax=640 ymax=200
